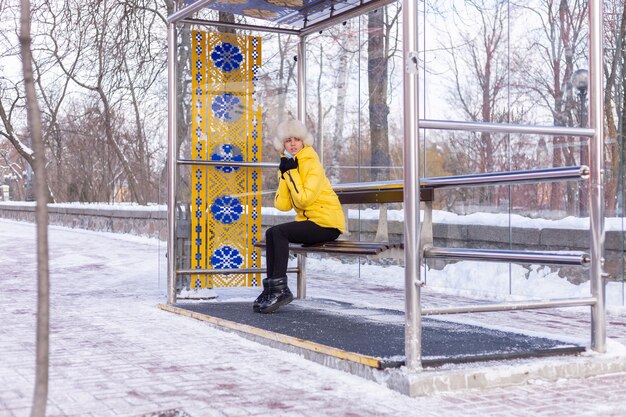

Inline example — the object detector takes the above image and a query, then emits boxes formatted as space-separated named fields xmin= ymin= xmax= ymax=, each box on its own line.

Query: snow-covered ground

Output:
xmin=2 ymin=218 xmax=626 ymax=416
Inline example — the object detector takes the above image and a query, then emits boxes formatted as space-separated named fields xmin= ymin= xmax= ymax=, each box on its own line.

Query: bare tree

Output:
xmin=327 ymin=21 xmax=358 ymax=184
xmin=313 ymin=43 xmax=334 ymax=166
xmin=0 ymin=65 xmax=52 ymax=202
xmin=368 ymin=8 xmax=389 ymax=240
xmin=603 ymin=1 xmax=626 ymax=216
xmin=517 ymin=0 xmax=587 ymax=215
xmin=52 ymin=1 xmax=141 ymax=203
xmin=47 ymin=98 xmax=130 ymax=202
xmin=442 ymin=0 xmax=522 ymax=209
xmin=0 ymin=146 xmax=27 ymax=200
xmin=2 ymin=0 xmax=169 ymax=204
xmin=20 ymin=0 xmax=50 ymax=415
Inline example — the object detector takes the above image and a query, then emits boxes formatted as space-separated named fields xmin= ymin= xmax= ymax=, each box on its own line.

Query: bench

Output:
xmin=254 ymin=181 xmax=434 ymax=299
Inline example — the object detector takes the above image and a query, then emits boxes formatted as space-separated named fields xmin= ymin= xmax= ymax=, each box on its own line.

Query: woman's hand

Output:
xmin=279 ymin=157 xmax=298 ymax=174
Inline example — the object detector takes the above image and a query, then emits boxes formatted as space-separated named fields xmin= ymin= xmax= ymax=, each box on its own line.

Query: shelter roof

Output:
xmin=176 ymin=0 xmax=390 ymax=30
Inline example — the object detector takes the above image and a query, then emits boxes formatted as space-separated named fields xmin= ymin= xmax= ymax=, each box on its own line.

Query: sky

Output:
xmin=2 ymin=218 xmax=626 ymax=416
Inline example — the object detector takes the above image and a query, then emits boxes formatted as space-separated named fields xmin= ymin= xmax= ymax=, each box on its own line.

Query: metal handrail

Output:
xmin=332 ymin=180 xmax=402 ymax=192
xmin=177 ymin=159 xmax=279 ymax=168
xmin=332 ymin=165 xmax=587 ymax=192
xmin=421 ymin=165 xmax=589 ymax=188
xmin=178 ymin=163 xmax=587 ymax=191
xmin=421 ymin=297 xmax=597 ymax=316
xmin=176 ymin=267 xmax=299 ymax=275
xmin=424 ymin=247 xmax=590 ymax=267
xmin=420 ymin=119 xmax=595 ymax=137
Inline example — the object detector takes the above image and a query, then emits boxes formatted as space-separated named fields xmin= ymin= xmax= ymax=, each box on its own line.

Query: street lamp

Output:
xmin=571 ymin=68 xmax=588 ymax=216
xmin=571 ymin=69 xmax=588 ymax=127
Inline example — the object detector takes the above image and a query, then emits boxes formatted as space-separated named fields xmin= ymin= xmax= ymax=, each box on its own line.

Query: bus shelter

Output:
xmin=165 ymin=0 xmax=607 ymax=380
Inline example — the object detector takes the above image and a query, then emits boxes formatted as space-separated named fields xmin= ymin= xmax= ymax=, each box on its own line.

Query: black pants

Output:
xmin=265 ymin=221 xmax=340 ymax=279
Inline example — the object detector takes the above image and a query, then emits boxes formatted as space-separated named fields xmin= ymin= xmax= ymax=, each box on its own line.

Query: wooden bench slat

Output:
xmin=332 ymin=183 xmax=433 ymax=204
xmin=254 ymin=240 xmax=402 ymax=256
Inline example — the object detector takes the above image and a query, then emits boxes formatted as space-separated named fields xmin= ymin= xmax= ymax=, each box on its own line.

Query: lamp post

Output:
xmin=571 ymin=68 xmax=588 ymax=216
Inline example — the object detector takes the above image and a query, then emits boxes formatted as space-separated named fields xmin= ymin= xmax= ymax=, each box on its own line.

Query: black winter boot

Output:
xmin=252 ymin=278 xmax=270 ymax=313
xmin=259 ymin=276 xmax=293 ymax=314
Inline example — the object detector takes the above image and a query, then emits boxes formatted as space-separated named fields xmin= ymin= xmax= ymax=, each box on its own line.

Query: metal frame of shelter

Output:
xmin=166 ymin=0 xmax=607 ymax=371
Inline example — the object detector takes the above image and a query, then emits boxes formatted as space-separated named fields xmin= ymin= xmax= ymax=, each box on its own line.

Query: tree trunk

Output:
xmin=368 ymin=9 xmax=390 ymax=242
xmin=20 ymin=1 xmax=50 ymax=416
xmin=328 ymin=41 xmax=350 ymax=184
xmin=604 ymin=2 xmax=626 ymax=217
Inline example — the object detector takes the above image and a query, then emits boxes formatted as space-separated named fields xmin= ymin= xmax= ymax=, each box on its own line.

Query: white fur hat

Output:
xmin=272 ymin=119 xmax=314 ymax=151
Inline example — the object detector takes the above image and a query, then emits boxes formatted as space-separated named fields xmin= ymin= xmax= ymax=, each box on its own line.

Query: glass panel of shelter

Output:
xmin=173 ymin=0 xmax=624 ymax=304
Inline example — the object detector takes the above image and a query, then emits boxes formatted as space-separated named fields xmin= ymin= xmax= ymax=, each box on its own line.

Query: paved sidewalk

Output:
xmin=1 ymin=219 xmax=626 ymax=417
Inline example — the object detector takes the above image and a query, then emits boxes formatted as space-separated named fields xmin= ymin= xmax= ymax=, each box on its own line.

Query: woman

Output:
xmin=254 ymin=119 xmax=345 ymax=314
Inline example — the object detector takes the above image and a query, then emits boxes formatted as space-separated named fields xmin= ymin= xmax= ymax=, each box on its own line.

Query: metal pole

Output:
xmin=588 ymin=0 xmax=606 ymax=353
xmin=402 ymin=0 xmax=421 ymax=371
xmin=167 ymin=0 xmax=216 ymax=24
xmin=422 ymin=297 xmax=597 ymax=316
xmin=424 ymin=247 xmax=590 ymax=267
xmin=167 ymin=22 xmax=178 ymax=305
xmin=297 ymin=35 xmax=306 ymax=122
xmin=422 ymin=165 xmax=589 ymax=188
xmin=296 ymin=34 xmax=307 ymax=299
xmin=177 ymin=159 xmax=279 ymax=168
xmin=297 ymin=253 xmax=307 ymax=299
xmin=577 ymin=85 xmax=588 ymax=218
xmin=419 ymin=119 xmax=594 ymax=137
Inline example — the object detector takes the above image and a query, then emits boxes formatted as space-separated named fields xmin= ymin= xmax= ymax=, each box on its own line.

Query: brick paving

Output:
xmin=1 ymin=220 xmax=626 ymax=417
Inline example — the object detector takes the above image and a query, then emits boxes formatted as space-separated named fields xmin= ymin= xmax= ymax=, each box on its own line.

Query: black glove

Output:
xmin=279 ymin=157 xmax=298 ymax=174
xmin=279 ymin=157 xmax=289 ymax=174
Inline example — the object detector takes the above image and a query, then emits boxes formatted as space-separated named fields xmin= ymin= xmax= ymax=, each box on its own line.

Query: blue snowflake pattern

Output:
xmin=210 ymin=245 xmax=243 ymax=269
xmin=210 ymin=42 xmax=243 ymax=72
xmin=210 ymin=195 xmax=243 ymax=224
xmin=211 ymin=93 xmax=243 ymax=123
xmin=211 ymin=144 xmax=243 ymax=174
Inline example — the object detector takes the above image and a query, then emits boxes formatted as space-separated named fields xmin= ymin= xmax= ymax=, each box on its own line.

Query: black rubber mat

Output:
xmin=175 ymin=300 xmax=585 ymax=368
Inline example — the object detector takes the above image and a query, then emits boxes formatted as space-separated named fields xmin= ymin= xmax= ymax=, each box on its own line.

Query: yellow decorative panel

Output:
xmin=191 ymin=30 xmax=262 ymax=289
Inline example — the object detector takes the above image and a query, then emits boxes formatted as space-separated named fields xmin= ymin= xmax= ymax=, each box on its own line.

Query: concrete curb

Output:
xmin=387 ymin=352 xmax=626 ymax=396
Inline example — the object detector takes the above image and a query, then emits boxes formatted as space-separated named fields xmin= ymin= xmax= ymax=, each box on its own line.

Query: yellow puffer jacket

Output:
xmin=274 ymin=146 xmax=345 ymax=234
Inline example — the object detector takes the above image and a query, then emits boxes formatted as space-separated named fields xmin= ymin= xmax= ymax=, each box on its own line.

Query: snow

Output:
xmin=1 ymin=201 xmax=165 ymax=211
xmin=3 ymin=201 xmax=621 ymax=230
xmin=3 ymin=218 xmax=626 ymax=416
xmin=263 ymin=206 xmax=625 ymax=231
